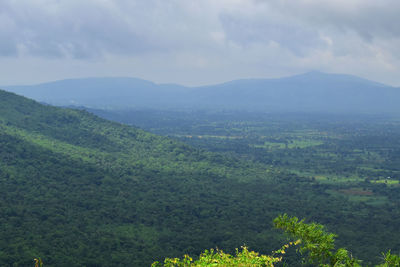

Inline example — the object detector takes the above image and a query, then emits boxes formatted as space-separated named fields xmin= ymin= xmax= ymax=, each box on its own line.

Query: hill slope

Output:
xmin=3 ymin=72 xmax=400 ymax=113
xmin=0 ymin=89 xmax=288 ymax=266
xmin=1 ymin=89 xmax=399 ymax=266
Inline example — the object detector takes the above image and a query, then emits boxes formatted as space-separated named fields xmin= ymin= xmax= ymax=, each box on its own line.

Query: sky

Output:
xmin=0 ymin=0 xmax=399 ymax=86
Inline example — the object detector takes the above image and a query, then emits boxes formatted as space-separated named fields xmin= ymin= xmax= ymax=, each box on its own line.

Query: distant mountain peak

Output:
xmin=303 ymin=70 xmax=324 ymax=75
xmin=2 ymin=72 xmax=398 ymax=113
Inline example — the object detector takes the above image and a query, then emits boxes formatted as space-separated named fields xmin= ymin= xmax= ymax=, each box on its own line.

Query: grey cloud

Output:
xmin=0 ymin=36 xmax=18 ymax=56
xmin=263 ymin=1 xmax=400 ymax=41
xmin=0 ymin=10 xmax=18 ymax=56
xmin=219 ymin=13 xmax=326 ymax=56
xmin=0 ymin=0 xmax=228 ymax=59
xmin=3 ymin=0 xmax=398 ymax=59
xmin=0 ymin=0 xmax=399 ymax=86
xmin=0 ymin=1 xmax=173 ymax=58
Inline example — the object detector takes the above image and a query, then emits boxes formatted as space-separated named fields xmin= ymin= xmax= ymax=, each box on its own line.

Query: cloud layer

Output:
xmin=0 ymin=0 xmax=399 ymax=86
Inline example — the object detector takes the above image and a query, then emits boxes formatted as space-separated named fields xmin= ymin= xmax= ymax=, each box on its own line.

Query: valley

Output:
xmin=1 ymin=86 xmax=400 ymax=266
xmin=90 ymin=109 xmax=400 ymax=188
xmin=88 ymin=108 xmax=400 ymax=264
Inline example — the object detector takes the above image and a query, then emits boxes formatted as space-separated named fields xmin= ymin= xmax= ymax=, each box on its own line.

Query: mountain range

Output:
xmin=4 ymin=71 xmax=400 ymax=113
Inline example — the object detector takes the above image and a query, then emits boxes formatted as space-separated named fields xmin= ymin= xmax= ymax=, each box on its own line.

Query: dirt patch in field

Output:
xmin=339 ymin=188 xmax=374 ymax=196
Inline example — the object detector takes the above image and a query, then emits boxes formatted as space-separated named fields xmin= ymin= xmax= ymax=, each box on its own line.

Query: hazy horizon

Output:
xmin=2 ymin=71 xmax=398 ymax=88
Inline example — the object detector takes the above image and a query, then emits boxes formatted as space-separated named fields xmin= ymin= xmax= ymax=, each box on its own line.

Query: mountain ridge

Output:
xmin=3 ymin=71 xmax=393 ymax=88
xmin=3 ymin=71 xmax=400 ymax=113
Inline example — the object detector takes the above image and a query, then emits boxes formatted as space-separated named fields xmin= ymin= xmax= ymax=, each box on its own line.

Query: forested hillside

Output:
xmin=1 ymin=90 xmax=400 ymax=266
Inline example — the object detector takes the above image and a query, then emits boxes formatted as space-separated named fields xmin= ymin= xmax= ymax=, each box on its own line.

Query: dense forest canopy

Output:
xmin=0 ymin=89 xmax=400 ymax=266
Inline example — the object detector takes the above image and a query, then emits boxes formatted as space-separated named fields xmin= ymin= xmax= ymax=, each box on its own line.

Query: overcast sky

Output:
xmin=1 ymin=0 xmax=399 ymax=86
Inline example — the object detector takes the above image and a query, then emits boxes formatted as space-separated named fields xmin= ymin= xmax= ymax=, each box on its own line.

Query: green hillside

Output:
xmin=0 ymin=89 xmax=280 ymax=266
xmin=0 ymin=90 xmax=399 ymax=266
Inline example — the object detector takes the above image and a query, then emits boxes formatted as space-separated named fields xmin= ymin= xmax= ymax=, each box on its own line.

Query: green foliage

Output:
xmin=273 ymin=214 xmax=400 ymax=266
xmin=152 ymin=246 xmax=287 ymax=267
xmin=274 ymin=214 xmax=361 ymax=266
xmin=157 ymin=215 xmax=399 ymax=267
xmin=34 ymin=258 xmax=43 ymax=267
xmin=378 ymin=251 xmax=400 ymax=267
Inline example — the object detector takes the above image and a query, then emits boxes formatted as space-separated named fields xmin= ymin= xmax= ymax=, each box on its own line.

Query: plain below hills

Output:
xmin=3 ymin=71 xmax=400 ymax=114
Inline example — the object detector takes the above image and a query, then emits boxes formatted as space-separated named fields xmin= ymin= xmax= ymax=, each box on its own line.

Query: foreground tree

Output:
xmin=154 ymin=214 xmax=400 ymax=266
